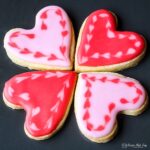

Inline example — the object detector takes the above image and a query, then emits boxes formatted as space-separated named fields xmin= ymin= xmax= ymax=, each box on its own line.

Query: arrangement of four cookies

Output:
xmin=3 ymin=6 xmax=148 ymax=143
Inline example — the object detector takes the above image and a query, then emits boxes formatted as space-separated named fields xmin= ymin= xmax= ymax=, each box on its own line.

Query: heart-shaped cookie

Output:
xmin=75 ymin=72 xmax=148 ymax=143
xmin=3 ymin=71 xmax=77 ymax=140
xmin=4 ymin=6 xmax=74 ymax=70
xmin=75 ymin=9 xmax=146 ymax=72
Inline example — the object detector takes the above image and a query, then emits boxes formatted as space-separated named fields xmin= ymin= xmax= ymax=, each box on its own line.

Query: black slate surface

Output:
xmin=0 ymin=0 xmax=150 ymax=150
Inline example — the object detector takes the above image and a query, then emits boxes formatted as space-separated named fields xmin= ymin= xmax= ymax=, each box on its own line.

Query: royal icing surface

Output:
xmin=75 ymin=73 xmax=146 ymax=138
xmin=4 ymin=71 xmax=77 ymax=137
xmin=76 ymin=9 xmax=145 ymax=66
xmin=4 ymin=6 xmax=72 ymax=68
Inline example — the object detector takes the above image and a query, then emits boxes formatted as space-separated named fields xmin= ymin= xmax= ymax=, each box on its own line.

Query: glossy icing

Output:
xmin=4 ymin=6 xmax=72 ymax=68
xmin=76 ymin=9 xmax=145 ymax=66
xmin=75 ymin=73 xmax=146 ymax=138
xmin=4 ymin=71 xmax=77 ymax=137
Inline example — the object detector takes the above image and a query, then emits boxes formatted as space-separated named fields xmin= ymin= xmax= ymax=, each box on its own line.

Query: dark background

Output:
xmin=0 ymin=0 xmax=150 ymax=150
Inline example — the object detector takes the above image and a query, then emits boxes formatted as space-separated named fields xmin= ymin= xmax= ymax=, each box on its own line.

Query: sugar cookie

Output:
xmin=75 ymin=9 xmax=146 ymax=72
xmin=4 ymin=6 xmax=75 ymax=70
xmin=3 ymin=71 xmax=77 ymax=140
xmin=75 ymin=72 xmax=148 ymax=143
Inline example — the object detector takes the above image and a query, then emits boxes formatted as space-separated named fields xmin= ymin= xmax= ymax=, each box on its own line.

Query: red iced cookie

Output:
xmin=75 ymin=9 xmax=146 ymax=72
xmin=3 ymin=71 xmax=77 ymax=140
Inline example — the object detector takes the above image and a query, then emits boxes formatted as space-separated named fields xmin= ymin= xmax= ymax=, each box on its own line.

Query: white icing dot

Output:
xmin=57 ymin=88 xmax=64 ymax=101
xmin=106 ymin=21 xmax=111 ymax=28
xmin=30 ymin=123 xmax=40 ymax=131
xmin=50 ymin=101 xmax=60 ymax=112
xmin=85 ymin=44 xmax=90 ymax=52
xmin=99 ymin=13 xmax=108 ymax=18
xmin=118 ymin=34 xmax=126 ymax=39
xmin=8 ymin=86 xmax=14 ymax=97
xmin=47 ymin=117 xmax=52 ymax=129
xmin=32 ymin=107 xmax=40 ymax=117
xmin=89 ymin=25 xmax=94 ymax=32
xmin=31 ymin=74 xmax=42 ymax=80
xmin=81 ymin=56 xmax=88 ymax=63
xmin=135 ymin=41 xmax=141 ymax=47
xmin=87 ymin=34 xmax=93 ymax=42
xmin=107 ymin=29 xmax=115 ymax=38
xmin=15 ymin=76 xmax=29 ymax=83
xmin=45 ymin=72 xmax=56 ymax=78
xmin=93 ymin=15 xmax=97 ymax=23
xmin=114 ymin=51 xmax=123 ymax=58
xmin=127 ymin=48 xmax=136 ymax=55
xmin=129 ymin=35 xmax=136 ymax=40
xmin=19 ymin=92 xmax=30 ymax=101
xmin=91 ymin=53 xmax=100 ymax=58
xmin=56 ymin=72 xmax=68 ymax=78
xmin=101 ymin=53 xmax=111 ymax=59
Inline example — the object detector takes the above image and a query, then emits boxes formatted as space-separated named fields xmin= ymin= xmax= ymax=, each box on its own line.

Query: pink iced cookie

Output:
xmin=4 ymin=6 xmax=74 ymax=70
xmin=3 ymin=71 xmax=77 ymax=140
xmin=75 ymin=72 xmax=148 ymax=143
